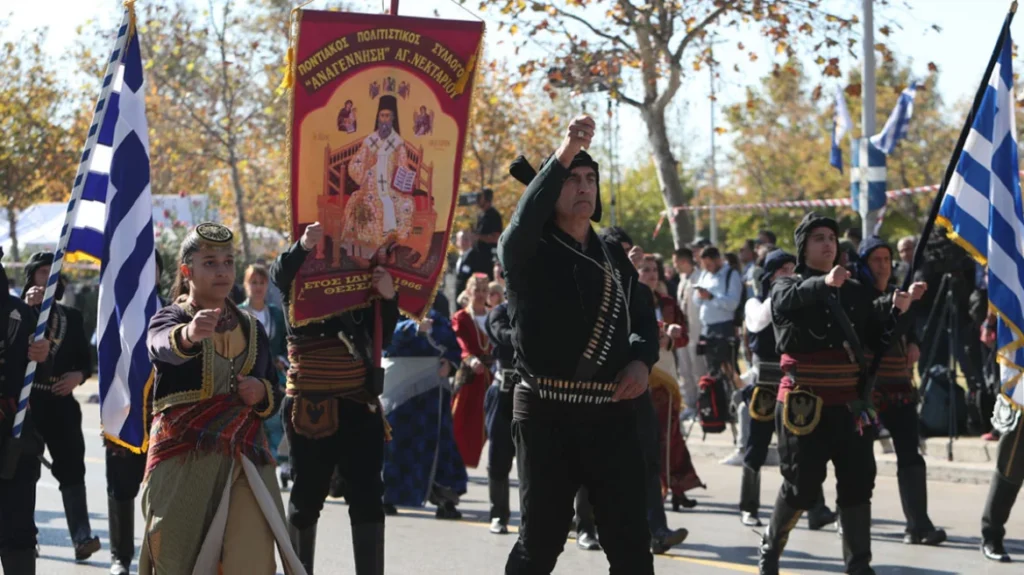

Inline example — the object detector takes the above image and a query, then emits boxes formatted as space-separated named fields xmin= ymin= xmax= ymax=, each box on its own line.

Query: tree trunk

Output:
xmin=6 ymin=207 xmax=19 ymax=262
xmin=227 ymin=146 xmax=253 ymax=264
xmin=641 ymin=106 xmax=693 ymax=248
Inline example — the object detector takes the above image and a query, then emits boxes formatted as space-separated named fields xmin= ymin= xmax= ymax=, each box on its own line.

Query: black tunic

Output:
xmin=771 ymin=269 xmax=890 ymax=357
xmin=497 ymin=156 xmax=659 ymax=390
xmin=31 ymin=304 xmax=91 ymax=393
xmin=485 ymin=302 xmax=515 ymax=372
xmin=1 ymin=295 xmax=34 ymax=425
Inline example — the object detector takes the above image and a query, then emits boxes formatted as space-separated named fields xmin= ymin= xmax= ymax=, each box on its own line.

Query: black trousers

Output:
xmin=105 ymin=445 xmax=146 ymax=501
xmin=776 ymin=403 xmax=876 ymax=510
xmin=505 ymin=401 xmax=653 ymax=575
xmin=878 ymin=403 xmax=925 ymax=470
xmin=487 ymin=386 xmax=515 ymax=482
xmin=285 ymin=396 xmax=385 ymax=529
xmin=633 ymin=390 xmax=669 ymax=533
xmin=982 ymin=416 xmax=1024 ymax=542
xmin=0 ymin=434 xmax=41 ymax=553
xmin=32 ymin=394 xmax=87 ymax=490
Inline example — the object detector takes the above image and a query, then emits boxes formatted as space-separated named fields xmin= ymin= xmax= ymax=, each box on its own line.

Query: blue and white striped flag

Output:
xmin=830 ymin=86 xmax=853 ymax=173
xmin=850 ymin=138 xmax=887 ymax=212
xmin=936 ymin=32 xmax=1024 ymax=408
xmin=72 ymin=12 xmax=157 ymax=451
xmin=870 ymin=82 xmax=917 ymax=155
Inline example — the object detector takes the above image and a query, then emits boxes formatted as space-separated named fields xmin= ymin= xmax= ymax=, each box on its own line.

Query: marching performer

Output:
xmin=857 ymin=237 xmax=944 ymax=545
xmin=758 ymin=214 xmax=914 ymax=575
xmin=21 ymin=252 xmax=100 ymax=561
xmin=272 ymin=221 xmax=399 ymax=575
xmin=484 ymin=298 xmax=516 ymax=535
xmin=499 ymin=115 xmax=660 ymax=574
xmin=0 ymin=248 xmax=50 ymax=574
xmin=140 ymin=223 xmax=300 ymax=574
xmin=739 ymin=249 xmax=837 ymax=530
xmin=980 ymin=309 xmax=1023 ymax=563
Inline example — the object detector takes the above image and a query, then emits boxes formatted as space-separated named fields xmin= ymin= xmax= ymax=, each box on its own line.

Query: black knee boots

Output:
xmin=352 ymin=522 xmax=384 ymax=575
xmin=839 ymin=504 xmax=875 ymax=575
xmin=758 ymin=491 xmax=803 ymax=575
xmin=289 ymin=522 xmax=318 ymax=574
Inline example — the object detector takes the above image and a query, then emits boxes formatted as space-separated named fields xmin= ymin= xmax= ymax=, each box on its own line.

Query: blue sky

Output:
xmin=5 ymin=0 xmax=1021 ymax=185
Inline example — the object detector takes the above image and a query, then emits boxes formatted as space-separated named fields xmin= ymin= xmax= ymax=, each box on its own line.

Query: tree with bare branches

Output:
xmin=474 ymin=0 xmax=872 ymax=247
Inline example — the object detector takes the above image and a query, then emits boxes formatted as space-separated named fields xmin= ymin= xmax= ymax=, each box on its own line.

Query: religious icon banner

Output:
xmin=288 ymin=10 xmax=484 ymax=325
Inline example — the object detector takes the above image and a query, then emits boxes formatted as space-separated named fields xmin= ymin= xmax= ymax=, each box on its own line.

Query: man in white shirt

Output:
xmin=672 ymin=247 xmax=704 ymax=419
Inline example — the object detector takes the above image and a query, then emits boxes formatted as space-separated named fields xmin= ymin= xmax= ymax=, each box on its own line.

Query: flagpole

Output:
xmin=901 ymin=1 xmax=1016 ymax=291
xmin=9 ymin=9 xmax=133 ymax=442
xmin=860 ymin=0 xmax=878 ymax=238
xmin=859 ymin=1 xmax=1017 ymax=403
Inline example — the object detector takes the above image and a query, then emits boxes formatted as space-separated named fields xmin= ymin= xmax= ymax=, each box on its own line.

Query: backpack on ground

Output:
xmin=697 ymin=374 xmax=730 ymax=435
xmin=919 ymin=365 xmax=968 ymax=437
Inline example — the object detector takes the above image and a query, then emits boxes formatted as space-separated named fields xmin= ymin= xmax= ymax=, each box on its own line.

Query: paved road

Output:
xmin=32 ymin=403 xmax=1024 ymax=574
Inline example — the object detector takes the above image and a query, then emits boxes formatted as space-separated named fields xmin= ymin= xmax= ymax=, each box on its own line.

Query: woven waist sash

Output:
xmin=779 ymin=350 xmax=860 ymax=405
xmin=286 ymin=336 xmax=369 ymax=398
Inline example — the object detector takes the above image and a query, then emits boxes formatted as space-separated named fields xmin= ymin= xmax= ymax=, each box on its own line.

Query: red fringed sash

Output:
xmin=145 ymin=395 xmax=272 ymax=479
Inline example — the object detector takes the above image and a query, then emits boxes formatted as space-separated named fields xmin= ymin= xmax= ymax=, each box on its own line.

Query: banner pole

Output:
xmin=373 ymin=0 xmax=400 ymax=370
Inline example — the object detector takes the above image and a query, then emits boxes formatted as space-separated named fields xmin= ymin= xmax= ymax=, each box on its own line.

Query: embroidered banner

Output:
xmin=288 ymin=11 xmax=483 ymax=326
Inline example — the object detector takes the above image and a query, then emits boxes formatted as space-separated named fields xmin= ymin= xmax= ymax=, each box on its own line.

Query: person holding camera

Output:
xmin=499 ymin=115 xmax=660 ymax=574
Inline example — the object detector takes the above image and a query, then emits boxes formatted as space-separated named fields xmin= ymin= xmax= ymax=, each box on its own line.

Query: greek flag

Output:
xmin=936 ymin=32 xmax=1023 ymax=408
xmin=870 ymin=82 xmax=917 ymax=155
xmin=830 ymin=87 xmax=853 ymax=173
xmin=74 ymin=13 xmax=157 ymax=451
xmin=850 ymin=138 xmax=887 ymax=212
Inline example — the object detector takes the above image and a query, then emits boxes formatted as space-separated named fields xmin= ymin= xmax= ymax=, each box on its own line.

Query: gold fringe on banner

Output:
xmin=452 ymin=32 xmax=483 ymax=97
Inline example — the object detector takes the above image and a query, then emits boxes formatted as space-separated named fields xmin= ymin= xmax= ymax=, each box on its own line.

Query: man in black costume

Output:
xmin=22 ymin=252 xmax=100 ymax=561
xmin=758 ymin=214 xmax=914 ymax=575
xmin=738 ymin=249 xmax=837 ymax=531
xmin=0 ymin=247 xmax=50 ymax=574
xmin=499 ymin=115 xmax=660 ymax=575
xmin=272 ymin=222 xmax=399 ymax=575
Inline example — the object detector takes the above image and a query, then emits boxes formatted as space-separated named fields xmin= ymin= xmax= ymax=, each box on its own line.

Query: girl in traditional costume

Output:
xmin=450 ymin=273 xmax=493 ymax=469
xmin=140 ymin=223 xmax=303 ymax=575
xmin=380 ymin=302 xmax=468 ymax=519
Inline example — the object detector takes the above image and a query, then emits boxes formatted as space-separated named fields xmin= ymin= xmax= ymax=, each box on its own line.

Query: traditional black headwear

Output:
xmin=23 ymin=251 xmax=64 ymax=302
xmin=374 ymin=95 xmax=401 ymax=135
xmin=856 ymin=235 xmax=893 ymax=288
xmin=759 ymin=249 xmax=797 ymax=300
xmin=794 ymin=212 xmax=839 ymax=272
xmin=508 ymin=151 xmax=602 ymax=222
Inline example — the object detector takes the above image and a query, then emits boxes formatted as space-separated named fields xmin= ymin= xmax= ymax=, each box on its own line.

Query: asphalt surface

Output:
xmin=30 ymin=402 xmax=1024 ymax=574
